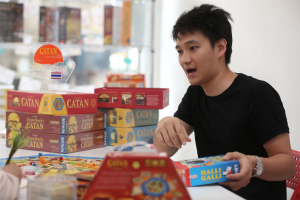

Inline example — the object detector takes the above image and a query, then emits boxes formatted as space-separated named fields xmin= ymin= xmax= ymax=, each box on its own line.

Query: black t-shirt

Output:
xmin=174 ymin=73 xmax=289 ymax=200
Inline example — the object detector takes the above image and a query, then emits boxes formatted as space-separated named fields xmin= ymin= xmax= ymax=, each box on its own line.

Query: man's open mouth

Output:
xmin=187 ymin=69 xmax=196 ymax=75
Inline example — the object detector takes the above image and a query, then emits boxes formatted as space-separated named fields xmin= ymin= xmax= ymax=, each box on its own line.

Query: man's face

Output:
xmin=176 ymin=32 xmax=219 ymax=85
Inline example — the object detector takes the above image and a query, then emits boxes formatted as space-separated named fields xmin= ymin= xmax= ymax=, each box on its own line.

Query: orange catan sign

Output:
xmin=34 ymin=44 xmax=63 ymax=65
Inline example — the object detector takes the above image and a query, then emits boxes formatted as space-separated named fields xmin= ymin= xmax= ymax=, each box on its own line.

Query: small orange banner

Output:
xmin=34 ymin=44 xmax=63 ymax=65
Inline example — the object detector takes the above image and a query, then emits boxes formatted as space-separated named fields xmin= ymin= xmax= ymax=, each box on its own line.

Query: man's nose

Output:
xmin=181 ymin=52 xmax=192 ymax=64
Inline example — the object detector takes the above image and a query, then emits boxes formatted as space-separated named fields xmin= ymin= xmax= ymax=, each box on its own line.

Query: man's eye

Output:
xmin=177 ymin=50 xmax=182 ymax=54
xmin=190 ymin=46 xmax=198 ymax=50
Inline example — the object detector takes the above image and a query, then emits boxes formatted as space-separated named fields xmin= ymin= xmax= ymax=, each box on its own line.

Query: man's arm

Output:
xmin=153 ymin=116 xmax=194 ymax=157
xmin=220 ymin=133 xmax=295 ymax=191
xmin=257 ymin=132 xmax=295 ymax=181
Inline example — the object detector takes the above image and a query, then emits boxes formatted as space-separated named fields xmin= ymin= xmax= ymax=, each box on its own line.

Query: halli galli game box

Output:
xmin=174 ymin=155 xmax=240 ymax=186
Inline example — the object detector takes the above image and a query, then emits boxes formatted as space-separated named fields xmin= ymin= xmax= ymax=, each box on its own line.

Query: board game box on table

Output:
xmin=6 ymin=129 xmax=105 ymax=154
xmin=105 ymin=125 xmax=156 ymax=146
xmin=83 ymin=152 xmax=191 ymax=200
xmin=95 ymin=87 xmax=169 ymax=109
xmin=0 ymin=154 xmax=104 ymax=200
xmin=6 ymin=90 xmax=98 ymax=115
xmin=98 ymin=108 xmax=158 ymax=128
xmin=174 ymin=155 xmax=240 ymax=186
xmin=6 ymin=110 xmax=106 ymax=134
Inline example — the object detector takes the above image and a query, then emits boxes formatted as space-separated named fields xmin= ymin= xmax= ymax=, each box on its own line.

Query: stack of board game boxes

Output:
xmin=95 ymin=87 xmax=169 ymax=147
xmin=5 ymin=90 xmax=106 ymax=154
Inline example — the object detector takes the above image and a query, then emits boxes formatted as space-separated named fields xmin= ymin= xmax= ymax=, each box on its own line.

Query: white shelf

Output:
xmin=0 ymin=43 xmax=152 ymax=50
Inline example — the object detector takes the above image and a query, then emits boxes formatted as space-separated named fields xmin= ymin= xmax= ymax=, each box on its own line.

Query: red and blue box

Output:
xmin=174 ymin=155 xmax=240 ymax=186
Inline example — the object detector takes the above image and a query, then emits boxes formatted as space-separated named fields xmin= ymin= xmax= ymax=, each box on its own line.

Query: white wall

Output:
xmin=154 ymin=0 xmax=300 ymax=161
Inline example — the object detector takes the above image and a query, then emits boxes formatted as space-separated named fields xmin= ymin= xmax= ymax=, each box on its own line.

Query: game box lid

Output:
xmin=95 ymin=87 xmax=169 ymax=109
xmin=83 ymin=152 xmax=191 ymax=200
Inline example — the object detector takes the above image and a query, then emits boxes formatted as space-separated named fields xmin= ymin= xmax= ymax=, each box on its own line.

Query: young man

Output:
xmin=153 ymin=4 xmax=295 ymax=200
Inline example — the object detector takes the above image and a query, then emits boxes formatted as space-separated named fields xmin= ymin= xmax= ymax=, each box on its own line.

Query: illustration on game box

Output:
xmin=174 ymin=155 xmax=240 ymax=186
xmin=98 ymin=108 xmax=158 ymax=128
xmin=83 ymin=152 xmax=191 ymax=200
xmin=6 ymin=90 xmax=98 ymax=115
xmin=105 ymin=125 xmax=156 ymax=146
xmin=95 ymin=87 xmax=169 ymax=109
xmin=6 ymin=129 xmax=105 ymax=154
xmin=6 ymin=111 xmax=106 ymax=134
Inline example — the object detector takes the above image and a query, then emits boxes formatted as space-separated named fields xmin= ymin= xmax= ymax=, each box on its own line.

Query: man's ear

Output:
xmin=217 ymin=38 xmax=227 ymax=58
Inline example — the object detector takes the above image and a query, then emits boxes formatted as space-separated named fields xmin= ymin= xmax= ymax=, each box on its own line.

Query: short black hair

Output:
xmin=172 ymin=4 xmax=233 ymax=65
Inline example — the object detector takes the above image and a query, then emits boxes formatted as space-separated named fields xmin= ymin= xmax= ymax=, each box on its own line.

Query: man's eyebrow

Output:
xmin=175 ymin=40 xmax=201 ymax=49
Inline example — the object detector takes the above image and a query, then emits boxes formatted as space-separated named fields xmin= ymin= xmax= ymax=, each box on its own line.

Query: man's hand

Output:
xmin=219 ymin=152 xmax=256 ymax=191
xmin=3 ymin=163 xmax=22 ymax=183
xmin=154 ymin=116 xmax=192 ymax=149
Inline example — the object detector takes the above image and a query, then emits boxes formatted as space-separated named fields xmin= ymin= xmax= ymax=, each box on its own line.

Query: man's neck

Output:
xmin=202 ymin=67 xmax=237 ymax=97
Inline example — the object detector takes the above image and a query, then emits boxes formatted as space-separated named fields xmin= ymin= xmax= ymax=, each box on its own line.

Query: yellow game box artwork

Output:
xmin=7 ymin=90 xmax=98 ymax=115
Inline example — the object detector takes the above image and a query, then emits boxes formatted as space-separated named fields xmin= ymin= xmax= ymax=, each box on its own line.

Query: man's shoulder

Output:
xmin=186 ymin=85 xmax=204 ymax=94
xmin=238 ymin=73 xmax=274 ymax=95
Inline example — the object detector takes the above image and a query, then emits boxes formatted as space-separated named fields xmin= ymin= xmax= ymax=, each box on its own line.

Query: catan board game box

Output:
xmin=95 ymin=87 xmax=169 ymax=109
xmin=107 ymin=74 xmax=145 ymax=82
xmin=105 ymin=125 xmax=156 ymax=146
xmin=6 ymin=129 xmax=105 ymax=154
xmin=104 ymin=81 xmax=145 ymax=88
xmin=98 ymin=108 xmax=158 ymax=128
xmin=174 ymin=155 xmax=240 ymax=186
xmin=6 ymin=111 xmax=106 ymax=134
xmin=83 ymin=152 xmax=191 ymax=200
xmin=105 ymin=74 xmax=146 ymax=88
xmin=6 ymin=90 xmax=98 ymax=115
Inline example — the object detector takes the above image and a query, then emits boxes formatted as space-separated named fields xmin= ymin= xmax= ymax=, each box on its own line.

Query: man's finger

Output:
xmin=154 ymin=131 xmax=168 ymax=146
xmin=220 ymin=178 xmax=250 ymax=191
xmin=176 ymin=118 xmax=192 ymax=142
xmin=223 ymin=152 xmax=242 ymax=161
xmin=173 ymin=122 xmax=187 ymax=145
xmin=226 ymin=158 xmax=249 ymax=179
xmin=166 ymin=124 xmax=182 ymax=148
xmin=161 ymin=128 xmax=176 ymax=147
xmin=183 ymin=127 xmax=192 ymax=142
xmin=225 ymin=170 xmax=248 ymax=181
xmin=174 ymin=122 xmax=191 ymax=145
xmin=219 ymin=181 xmax=243 ymax=191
